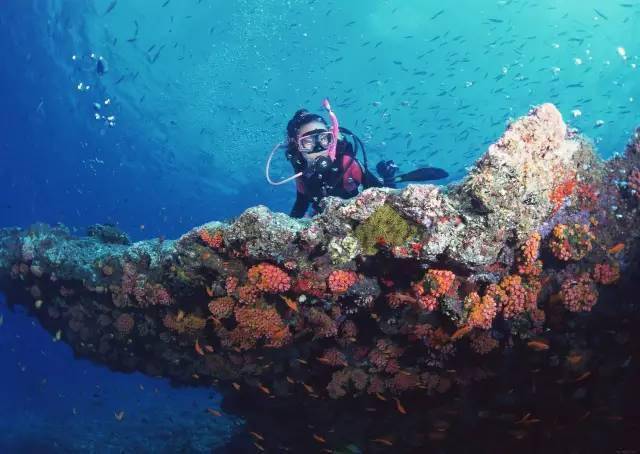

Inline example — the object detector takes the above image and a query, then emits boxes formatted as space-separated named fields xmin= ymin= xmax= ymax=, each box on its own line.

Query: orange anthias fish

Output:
xmin=607 ymin=242 xmax=625 ymax=254
xmin=207 ymin=408 xmax=222 ymax=417
xmin=527 ymin=338 xmax=550 ymax=351
xmin=394 ymin=397 xmax=407 ymax=414
xmin=371 ymin=437 xmax=394 ymax=446
xmin=450 ymin=325 xmax=472 ymax=341
xmin=312 ymin=434 xmax=326 ymax=443
xmin=194 ymin=339 xmax=205 ymax=356
xmin=281 ymin=295 xmax=298 ymax=312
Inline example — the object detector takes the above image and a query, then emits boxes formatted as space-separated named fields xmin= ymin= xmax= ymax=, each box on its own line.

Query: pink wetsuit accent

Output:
xmin=341 ymin=155 xmax=363 ymax=192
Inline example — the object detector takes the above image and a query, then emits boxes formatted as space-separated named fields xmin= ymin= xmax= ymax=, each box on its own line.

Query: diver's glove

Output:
xmin=376 ymin=160 xmax=399 ymax=187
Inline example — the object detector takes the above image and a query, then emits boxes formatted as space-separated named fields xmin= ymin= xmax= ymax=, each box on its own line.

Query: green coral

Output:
xmin=354 ymin=204 xmax=420 ymax=255
xmin=328 ymin=235 xmax=362 ymax=265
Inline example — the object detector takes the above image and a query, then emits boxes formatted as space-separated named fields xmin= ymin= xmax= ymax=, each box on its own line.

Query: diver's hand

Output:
xmin=376 ymin=160 xmax=399 ymax=185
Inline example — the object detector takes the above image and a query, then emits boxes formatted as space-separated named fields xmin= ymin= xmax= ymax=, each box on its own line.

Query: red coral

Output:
xmin=593 ymin=263 xmax=620 ymax=285
xmin=208 ymin=296 xmax=235 ymax=319
xmin=423 ymin=269 xmax=455 ymax=297
xmin=237 ymin=285 xmax=260 ymax=305
xmin=465 ymin=292 xmax=497 ymax=330
xmin=247 ymin=263 xmax=291 ymax=293
xmin=318 ymin=348 xmax=348 ymax=367
xmin=293 ymin=270 xmax=327 ymax=298
xmin=560 ymin=272 xmax=598 ymax=312
xmin=225 ymin=276 xmax=239 ymax=295
xmin=517 ymin=233 xmax=543 ymax=276
xmin=550 ymin=174 xmax=576 ymax=214
xmin=417 ymin=294 xmax=439 ymax=311
xmin=231 ymin=305 xmax=291 ymax=349
xmin=199 ymin=228 xmax=224 ymax=249
xmin=327 ymin=270 xmax=358 ymax=294
xmin=486 ymin=275 xmax=527 ymax=319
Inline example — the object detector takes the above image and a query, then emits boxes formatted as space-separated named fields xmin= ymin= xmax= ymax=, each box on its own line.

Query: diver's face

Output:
xmin=297 ymin=121 xmax=330 ymax=165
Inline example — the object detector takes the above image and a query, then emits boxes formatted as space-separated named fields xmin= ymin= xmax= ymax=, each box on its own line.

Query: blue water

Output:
xmin=1 ymin=0 xmax=639 ymax=451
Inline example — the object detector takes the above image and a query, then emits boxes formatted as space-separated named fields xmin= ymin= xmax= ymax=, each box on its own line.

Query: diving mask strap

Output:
xmin=266 ymin=141 xmax=303 ymax=186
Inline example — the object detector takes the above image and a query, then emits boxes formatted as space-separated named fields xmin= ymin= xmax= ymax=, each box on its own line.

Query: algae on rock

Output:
xmin=354 ymin=204 xmax=420 ymax=255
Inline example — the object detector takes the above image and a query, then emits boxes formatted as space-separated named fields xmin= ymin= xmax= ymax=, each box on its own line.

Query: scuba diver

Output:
xmin=265 ymin=99 xmax=449 ymax=218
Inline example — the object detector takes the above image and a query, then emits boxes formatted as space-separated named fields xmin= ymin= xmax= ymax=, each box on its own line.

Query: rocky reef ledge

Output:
xmin=2 ymin=104 xmax=640 ymax=452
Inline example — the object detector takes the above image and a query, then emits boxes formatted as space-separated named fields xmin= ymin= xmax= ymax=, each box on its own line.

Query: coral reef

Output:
xmin=1 ymin=104 xmax=640 ymax=452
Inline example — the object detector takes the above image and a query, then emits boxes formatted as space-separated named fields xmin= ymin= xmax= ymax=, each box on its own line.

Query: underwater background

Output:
xmin=0 ymin=0 xmax=638 ymax=452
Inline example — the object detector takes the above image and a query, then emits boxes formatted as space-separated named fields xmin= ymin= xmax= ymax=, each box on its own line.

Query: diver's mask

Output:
xmin=266 ymin=98 xmax=340 ymax=186
xmin=297 ymin=130 xmax=335 ymax=153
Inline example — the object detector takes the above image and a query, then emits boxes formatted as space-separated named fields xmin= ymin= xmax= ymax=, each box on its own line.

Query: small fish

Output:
xmin=375 ymin=392 xmax=387 ymax=402
xmin=162 ymin=0 xmax=170 ymax=6
xmin=114 ymin=410 xmax=125 ymax=421
xmin=232 ymin=382 xmax=241 ymax=390
xmin=204 ymin=344 xmax=214 ymax=353
xmin=253 ymin=442 xmax=265 ymax=451
xmin=608 ymin=242 xmax=625 ymax=254
xmin=574 ymin=371 xmax=592 ymax=382
xmin=103 ymin=0 xmax=118 ymax=15
xmin=302 ymin=383 xmax=315 ymax=393
xmin=286 ymin=376 xmax=295 ymax=384
xmin=54 ymin=330 xmax=62 ymax=342
xmin=393 ymin=397 xmax=407 ymax=414
xmin=207 ymin=408 xmax=222 ymax=417
xmin=371 ymin=438 xmax=394 ymax=446
xmin=594 ymin=8 xmax=608 ymax=20
xmin=206 ymin=285 xmax=214 ymax=297
xmin=450 ymin=325 xmax=472 ymax=341
xmin=258 ymin=383 xmax=271 ymax=395
xmin=527 ymin=339 xmax=550 ymax=351
xmin=430 ymin=9 xmax=445 ymax=20
xmin=0 ymin=314 xmax=4 ymax=327
xmin=194 ymin=339 xmax=205 ymax=356
xmin=296 ymin=358 xmax=308 ymax=365
xmin=281 ymin=295 xmax=298 ymax=312
xmin=313 ymin=434 xmax=326 ymax=443
xmin=249 ymin=431 xmax=265 ymax=441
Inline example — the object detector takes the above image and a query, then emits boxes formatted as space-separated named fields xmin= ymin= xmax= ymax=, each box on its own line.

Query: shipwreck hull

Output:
xmin=1 ymin=104 xmax=640 ymax=451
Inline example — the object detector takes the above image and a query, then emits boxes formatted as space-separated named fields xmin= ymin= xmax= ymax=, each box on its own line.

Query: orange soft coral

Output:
xmin=560 ymin=272 xmax=598 ymax=312
xmin=549 ymin=223 xmax=594 ymax=261
xmin=517 ymin=233 xmax=543 ymax=276
xmin=231 ymin=305 xmax=291 ymax=349
xmin=465 ymin=292 xmax=497 ymax=329
xmin=247 ymin=263 xmax=291 ymax=293
xmin=327 ymin=270 xmax=358 ymax=294
xmin=592 ymin=263 xmax=620 ymax=285
xmin=208 ymin=296 xmax=235 ymax=319
xmin=199 ymin=228 xmax=224 ymax=249
xmin=423 ymin=269 xmax=455 ymax=297
xmin=237 ymin=285 xmax=260 ymax=305
xmin=487 ymin=275 xmax=527 ymax=319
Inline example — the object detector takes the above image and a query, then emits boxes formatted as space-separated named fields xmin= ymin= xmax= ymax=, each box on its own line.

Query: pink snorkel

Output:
xmin=322 ymin=98 xmax=339 ymax=162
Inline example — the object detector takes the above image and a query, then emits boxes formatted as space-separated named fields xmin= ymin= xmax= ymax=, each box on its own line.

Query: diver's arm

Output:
xmin=290 ymin=192 xmax=310 ymax=218
xmin=362 ymin=168 xmax=386 ymax=188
